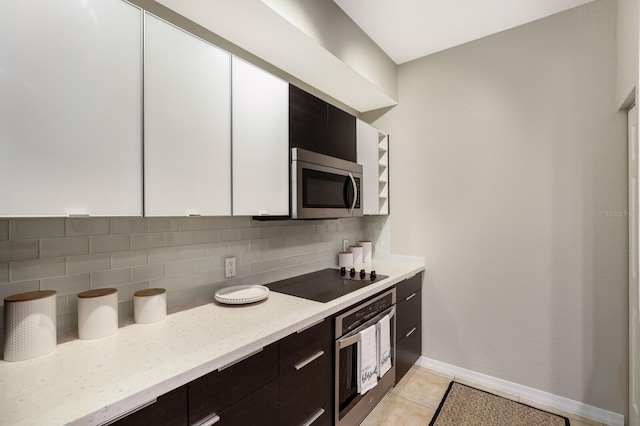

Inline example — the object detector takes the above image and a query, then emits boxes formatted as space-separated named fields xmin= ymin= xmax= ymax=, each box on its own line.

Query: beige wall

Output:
xmin=374 ymin=0 xmax=627 ymax=415
xmin=616 ymin=0 xmax=638 ymax=108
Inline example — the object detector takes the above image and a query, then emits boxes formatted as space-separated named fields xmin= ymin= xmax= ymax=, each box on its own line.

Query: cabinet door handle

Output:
xmin=68 ymin=213 xmax=90 ymax=218
xmin=405 ymin=292 xmax=416 ymax=301
xmin=218 ymin=347 xmax=263 ymax=371
xmin=200 ymin=415 xmax=220 ymax=426
xmin=301 ymin=408 xmax=325 ymax=426
xmin=296 ymin=318 xmax=324 ymax=334
xmin=294 ymin=350 xmax=325 ymax=371
xmin=406 ymin=327 xmax=417 ymax=338
xmin=99 ymin=398 xmax=157 ymax=425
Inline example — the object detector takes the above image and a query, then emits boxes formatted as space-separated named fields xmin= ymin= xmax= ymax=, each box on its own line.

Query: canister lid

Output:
xmin=4 ymin=290 xmax=56 ymax=303
xmin=134 ymin=288 xmax=166 ymax=297
xmin=77 ymin=288 xmax=117 ymax=298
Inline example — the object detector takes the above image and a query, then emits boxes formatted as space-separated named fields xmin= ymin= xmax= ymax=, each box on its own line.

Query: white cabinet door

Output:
xmin=0 ymin=0 xmax=143 ymax=217
xmin=232 ymin=57 xmax=289 ymax=216
xmin=144 ymin=13 xmax=231 ymax=217
xmin=357 ymin=119 xmax=382 ymax=215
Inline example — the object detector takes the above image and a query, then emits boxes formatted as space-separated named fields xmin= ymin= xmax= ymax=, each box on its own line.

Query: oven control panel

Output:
xmin=336 ymin=289 xmax=395 ymax=336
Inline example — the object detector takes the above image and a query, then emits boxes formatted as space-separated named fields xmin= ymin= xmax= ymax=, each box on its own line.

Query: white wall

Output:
xmin=374 ymin=0 xmax=627 ymax=415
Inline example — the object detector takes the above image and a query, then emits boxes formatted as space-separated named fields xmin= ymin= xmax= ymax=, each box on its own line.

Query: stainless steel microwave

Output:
xmin=291 ymin=148 xmax=363 ymax=219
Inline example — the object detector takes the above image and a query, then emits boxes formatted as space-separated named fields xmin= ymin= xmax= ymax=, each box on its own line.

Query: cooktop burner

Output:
xmin=266 ymin=268 xmax=388 ymax=303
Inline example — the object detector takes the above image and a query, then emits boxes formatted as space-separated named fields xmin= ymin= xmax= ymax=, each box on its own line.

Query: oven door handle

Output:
xmin=337 ymin=306 xmax=395 ymax=349
xmin=348 ymin=172 xmax=357 ymax=213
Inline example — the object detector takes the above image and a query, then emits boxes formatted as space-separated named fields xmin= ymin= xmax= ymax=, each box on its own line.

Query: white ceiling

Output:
xmin=333 ymin=0 xmax=596 ymax=64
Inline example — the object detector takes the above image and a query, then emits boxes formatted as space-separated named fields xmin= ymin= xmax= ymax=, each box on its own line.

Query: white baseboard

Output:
xmin=417 ymin=356 xmax=625 ymax=426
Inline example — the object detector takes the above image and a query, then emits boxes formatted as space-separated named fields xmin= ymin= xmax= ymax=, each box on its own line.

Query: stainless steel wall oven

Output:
xmin=334 ymin=289 xmax=396 ymax=426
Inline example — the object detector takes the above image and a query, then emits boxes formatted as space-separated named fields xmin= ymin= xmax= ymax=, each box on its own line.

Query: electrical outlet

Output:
xmin=342 ymin=239 xmax=349 ymax=251
xmin=225 ymin=256 xmax=236 ymax=278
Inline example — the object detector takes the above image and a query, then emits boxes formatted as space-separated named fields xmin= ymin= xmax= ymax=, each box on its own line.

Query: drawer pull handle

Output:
xmin=406 ymin=327 xmax=417 ymax=338
xmin=68 ymin=213 xmax=90 ymax=218
xmin=405 ymin=292 xmax=417 ymax=301
xmin=200 ymin=415 xmax=220 ymax=426
xmin=218 ymin=347 xmax=264 ymax=371
xmin=294 ymin=350 xmax=325 ymax=371
xmin=99 ymin=398 xmax=157 ymax=425
xmin=301 ymin=408 xmax=325 ymax=426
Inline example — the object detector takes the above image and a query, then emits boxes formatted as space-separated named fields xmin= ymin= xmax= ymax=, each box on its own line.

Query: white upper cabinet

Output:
xmin=232 ymin=57 xmax=289 ymax=216
xmin=144 ymin=13 xmax=231 ymax=217
xmin=357 ymin=119 xmax=389 ymax=215
xmin=0 ymin=0 xmax=143 ymax=217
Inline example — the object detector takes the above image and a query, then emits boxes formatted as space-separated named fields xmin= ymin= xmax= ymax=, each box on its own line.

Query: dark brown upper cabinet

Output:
xmin=289 ymin=85 xmax=356 ymax=162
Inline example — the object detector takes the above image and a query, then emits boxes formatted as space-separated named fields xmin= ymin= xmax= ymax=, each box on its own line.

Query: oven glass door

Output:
xmin=336 ymin=307 xmax=395 ymax=424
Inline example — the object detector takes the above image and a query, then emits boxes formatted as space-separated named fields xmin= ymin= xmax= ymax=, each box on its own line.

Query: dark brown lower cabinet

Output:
xmin=188 ymin=343 xmax=279 ymax=426
xmin=395 ymin=272 xmax=423 ymax=383
xmin=212 ymin=379 xmax=279 ymax=426
xmin=396 ymin=321 xmax=422 ymax=382
xmin=109 ymin=385 xmax=188 ymax=426
xmin=279 ymin=319 xmax=333 ymax=426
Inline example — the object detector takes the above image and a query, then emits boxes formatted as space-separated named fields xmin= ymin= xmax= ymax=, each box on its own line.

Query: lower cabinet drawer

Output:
xmin=109 ymin=385 xmax=188 ymax=426
xmin=210 ymin=379 xmax=279 ymax=426
xmin=396 ymin=289 xmax=421 ymax=341
xmin=279 ymin=346 xmax=332 ymax=426
xmin=396 ymin=321 xmax=421 ymax=383
xmin=188 ymin=344 xmax=279 ymax=425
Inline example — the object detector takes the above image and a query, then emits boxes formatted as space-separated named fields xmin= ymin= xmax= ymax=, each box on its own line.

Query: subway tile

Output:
xmin=219 ymin=228 xmax=240 ymax=242
xmin=131 ymin=234 xmax=164 ymax=250
xmin=180 ymin=217 xmax=207 ymax=231
xmin=166 ymin=288 xmax=195 ymax=308
xmin=10 ymin=258 xmax=65 ymax=282
xmin=90 ymin=234 xmax=130 ymax=253
xmin=0 ymin=280 xmax=40 ymax=305
xmin=131 ymin=264 xmax=164 ymax=284
xmin=181 ymin=272 xmax=211 ymax=288
xmin=206 ymin=217 xmax=230 ymax=229
xmin=41 ymin=237 xmax=90 ymax=258
xmin=0 ymin=239 xmax=39 ymax=262
xmin=111 ymin=218 xmax=147 ymax=234
xmin=179 ymin=246 xmax=208 ymax=260
xmin=0 ymin=262 xmax=8 ymax=283
xmin=228 ymin=216 xmax=250 ymax=229
xmin=0 ymin=220 xmax=8 ymax=240
xmin=165 ymin=260 xmax=195 ymax=278
xmin=66 ymin=253 xmax=110 ymax=275
xmin=240 ymin=228 xmax=260 ymax=241
xmin=206 ymin=242 xmax=230 ymax=257
xmin=41 ymin=273 xmax=90 ymax=296
xmin=56 ymin=294 xmax=69 ymax=315
xmin=10 ymin=218 xmax=65 ymax=239
xmin=111 ymin=250 xmax=148 ymax=269
xmin=65 ymin=218 xmax=110 ymax=236
xmin=148 ymin=218 xmax=180 ymax=233
xmin=147 ymin=277 xmax=182 ymax=292
xmin=193 ymin=230 xmax=219 ymax=244
xmin=148 ymin=247 xmax=180 ymax=264
xmin=57 ymin=313 xmax=78 ymax=338
xmin=118 ymin=300 xmax=133 ymax=324
xmin=165 ymin=231 xmax=193 ymax=247
xmin=91 ymin=268 xmax=131 ymax=288
xmin=194 ymin=256 xmax=221 ymax=273
xmin=114 ymin=282 xmax=148 ymax=303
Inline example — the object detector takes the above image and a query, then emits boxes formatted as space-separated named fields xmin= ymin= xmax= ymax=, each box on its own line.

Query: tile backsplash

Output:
xmin=0 ymin=215 xmax=390 ymax=349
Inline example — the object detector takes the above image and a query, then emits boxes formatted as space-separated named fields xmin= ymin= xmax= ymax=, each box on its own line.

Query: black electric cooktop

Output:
xmin=266 ymin=268 xmax=388 ymax=303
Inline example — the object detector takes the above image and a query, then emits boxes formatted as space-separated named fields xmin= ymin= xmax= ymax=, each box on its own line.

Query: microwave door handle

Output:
xmin=348 ymin=172 xmax=357 ymax=213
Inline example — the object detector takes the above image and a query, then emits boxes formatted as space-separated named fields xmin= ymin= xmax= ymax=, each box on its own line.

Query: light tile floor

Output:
xmin=361 ymin=365 xmax=609 ymax=426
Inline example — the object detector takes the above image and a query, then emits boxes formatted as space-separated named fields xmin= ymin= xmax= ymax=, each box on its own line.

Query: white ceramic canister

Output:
xmin=3 ymin=290 xmax=57 ymax=361
xmin=77 ymin=288 xmax=118 ymax=340
xmin=349 ymin=245 xmax=363 ymax=265
xmin=359 ymin=240 xmax=373 ymax=263
xmin=338 ymin=251 xmax=354 ymax=268
xmin=134 ymin=288 xmax=167 ymax=324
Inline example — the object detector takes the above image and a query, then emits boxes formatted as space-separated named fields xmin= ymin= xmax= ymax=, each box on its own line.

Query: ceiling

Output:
xmin=333 ymin=0 xmax=596 ymax=64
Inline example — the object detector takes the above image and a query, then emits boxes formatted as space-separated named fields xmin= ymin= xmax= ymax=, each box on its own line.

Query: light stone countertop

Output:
xmin=0 ymin=260 xmax=425 ymax=426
